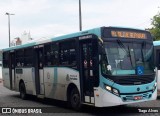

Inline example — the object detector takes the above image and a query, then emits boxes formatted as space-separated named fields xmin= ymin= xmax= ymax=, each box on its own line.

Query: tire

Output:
xmin=70 ymin=88 xmax=82 ymax=111
xmin=19 ymin=82 xmax=27 ymax=100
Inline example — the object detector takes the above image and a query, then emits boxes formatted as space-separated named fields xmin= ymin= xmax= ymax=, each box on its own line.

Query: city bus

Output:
xmin=2 ymin=26 xmax=157 ymax=110
xmin=153 ymin=41 xmax=160 ymax=94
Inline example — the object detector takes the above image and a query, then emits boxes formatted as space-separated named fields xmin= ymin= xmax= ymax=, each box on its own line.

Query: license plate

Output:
xmin=134 ymin=96 xmax=142 ymax=100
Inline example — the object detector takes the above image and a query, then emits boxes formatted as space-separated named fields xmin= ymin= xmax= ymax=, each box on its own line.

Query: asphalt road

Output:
xmin=0 ymin=82 xmax=160 ymax=116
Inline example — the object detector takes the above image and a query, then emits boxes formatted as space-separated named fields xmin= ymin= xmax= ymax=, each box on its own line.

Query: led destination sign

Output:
xmin=111 ymin=31 xmax=146 ymax=39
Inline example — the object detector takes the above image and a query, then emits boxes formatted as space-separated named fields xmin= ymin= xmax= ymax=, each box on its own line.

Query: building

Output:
xmin=10 ymin=31 xmax=32 ymax=47
xmin=21 ymin=31 xmax=32 ymax=43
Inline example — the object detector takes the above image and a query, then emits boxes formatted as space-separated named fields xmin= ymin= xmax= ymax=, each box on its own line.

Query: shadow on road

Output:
xmin=10 ymin=94 xmax=140 ymax=115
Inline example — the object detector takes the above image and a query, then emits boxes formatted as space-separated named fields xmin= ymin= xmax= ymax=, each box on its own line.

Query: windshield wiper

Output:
xmin=117 ymin=39 xmax=129 ymax=56
xmin=116 ymin=39 xmax=134 ymax=68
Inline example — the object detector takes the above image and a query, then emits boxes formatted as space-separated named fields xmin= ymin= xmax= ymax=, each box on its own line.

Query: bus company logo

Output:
xmin=2 ymin=108 xmax=11 ymax=113
xmin=79 ymin=35 xmax=92 ymax=40
xmin=137 ymin=87 xmax=140 ymax=91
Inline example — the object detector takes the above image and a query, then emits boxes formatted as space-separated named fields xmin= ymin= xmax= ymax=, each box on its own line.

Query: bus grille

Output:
xmin=122 ymin=92 xmax=152 ymax=102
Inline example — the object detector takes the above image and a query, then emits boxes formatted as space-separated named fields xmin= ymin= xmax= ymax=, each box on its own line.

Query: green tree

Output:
xmin=149 ymin=12 xmax=160 ymax=41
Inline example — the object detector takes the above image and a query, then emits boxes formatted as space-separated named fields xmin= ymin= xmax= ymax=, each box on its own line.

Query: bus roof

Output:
xmin=3 ymin=27 xmax=101 ymax=52
xmin=3 ymin=26 xmax=148 ymax=52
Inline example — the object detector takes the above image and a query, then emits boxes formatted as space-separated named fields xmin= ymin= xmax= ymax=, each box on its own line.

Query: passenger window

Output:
xmin=16 ymin=49 xmax=24 ymax=67
xmin=44 ymin=43 xmax=59 ymax=66
xmin=44 ymin=44 xmax=52 ymax=66
xmin=3 ymin=52 xmax=9 ymax=68
xmin=52 ymin=43 xmax=59 ymax=65
xmin=24 ymin=48 xmax=33 ymax=67
xmin=59 ymin=40 xmax=77 ymax=67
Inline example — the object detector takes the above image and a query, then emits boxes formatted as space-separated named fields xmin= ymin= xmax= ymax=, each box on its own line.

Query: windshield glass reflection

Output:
xmin=101 ymin=41 xmax=154 ymax=75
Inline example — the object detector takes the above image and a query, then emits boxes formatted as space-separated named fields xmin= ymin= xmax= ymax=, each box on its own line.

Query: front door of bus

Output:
xmin=80 ymin=39 xmax=98 ymax=104
xmin=156 ymin=50 xmax=160 ymax=69
xmin=156 ymin=50 xmax=160 ymax=90
xmin=34 ymin=46 xmax=44 ymax=95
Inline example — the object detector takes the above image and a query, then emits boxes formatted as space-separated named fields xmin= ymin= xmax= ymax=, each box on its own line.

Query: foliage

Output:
xmin=149 ymin=12 xmax=160 ymax=41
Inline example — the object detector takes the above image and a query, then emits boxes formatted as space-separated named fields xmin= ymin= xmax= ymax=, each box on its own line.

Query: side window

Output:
xmin=44 ymin=43 xmax=52 ymax=66
xmin=3 ymin=52 xmax=9 ymax=68
xmin=24 ymin=48 xmax=33 ymax=67
xmin=60 ymin=40 xmax=77 ymax=67
xmin=38 ymin=48 xmax=43 ymax=68
xmin=69 ymin=42 xmax=76 ymax=66
xmin=60 ymin=43 xmax=69 ymax=65
xmin=44 ymin=43 xmax=59 ymax=66
xmin=16 ymin=49 xmax=24 ymax=67
xmin=52 ymin=43 xmax=59 ymax=65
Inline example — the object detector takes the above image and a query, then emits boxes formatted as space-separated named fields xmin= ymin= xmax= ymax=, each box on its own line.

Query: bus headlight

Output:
xmin=112 ymin=88 xmax=119 ymax=96
xmin=106 ymin=85 xmax=112 ymax=91
xmin=104 ymin=84 xmax=120 ymax=96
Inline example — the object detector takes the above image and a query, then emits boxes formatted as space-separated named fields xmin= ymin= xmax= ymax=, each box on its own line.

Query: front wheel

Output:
xmin=70 ymin=88 xmax=82 ymax=111
xmin=19 ymin=82 xmax=27 ymax=100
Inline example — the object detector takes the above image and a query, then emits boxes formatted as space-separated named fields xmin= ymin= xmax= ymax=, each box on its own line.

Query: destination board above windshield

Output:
xmin=102 ymin=28 xmax=151 ymax=40
xmin=111 ymin=31 xmax=146 ymax=39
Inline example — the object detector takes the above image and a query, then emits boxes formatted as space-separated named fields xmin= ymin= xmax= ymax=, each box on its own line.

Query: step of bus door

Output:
xmin=37 ymin=94 xmax=45 ymax=99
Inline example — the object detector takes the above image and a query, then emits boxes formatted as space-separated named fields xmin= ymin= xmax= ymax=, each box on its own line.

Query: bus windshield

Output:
xmin=101 ymin=40 xmax=154 ymax=76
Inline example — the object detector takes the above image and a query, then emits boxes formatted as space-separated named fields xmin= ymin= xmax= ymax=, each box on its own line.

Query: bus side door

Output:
xmin=9 ymin=51 xmax=15 ymax=90
xmin=79 ymin=37 xmax=99 ymax=104
xmin=34 ymin=45 xmax=45 ymax=95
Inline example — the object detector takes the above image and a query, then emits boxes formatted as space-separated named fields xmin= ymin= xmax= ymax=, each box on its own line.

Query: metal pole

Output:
xmin=8 ymin=15 xmax=11 ymax=47
xmin=79 ymin=0 xmax=82 ymax=31
xmin=5 ymin=12 xmax=14 ymax=47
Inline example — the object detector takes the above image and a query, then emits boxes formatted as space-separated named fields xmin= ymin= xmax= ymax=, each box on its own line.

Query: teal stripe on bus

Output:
xmin=3 ymin=42 xmax=36 ymax=51
xmin=50 ymin=28 xmax=101 ymax=41
xmin=48 ymin=67 xmax=58 ymax=97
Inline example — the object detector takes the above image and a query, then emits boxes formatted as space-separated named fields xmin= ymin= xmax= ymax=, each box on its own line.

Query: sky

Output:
xmin=0 ymin=0 xmax=160 ymax=49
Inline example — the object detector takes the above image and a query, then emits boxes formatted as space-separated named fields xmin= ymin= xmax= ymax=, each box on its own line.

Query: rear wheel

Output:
xmin=70 ymin=88 xmax=82 ymax=110
xmin=19 ymin=82 xmax=27 ymax=100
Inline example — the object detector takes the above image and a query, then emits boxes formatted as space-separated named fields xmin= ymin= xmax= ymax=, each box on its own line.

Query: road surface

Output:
xmin=0 ymin=82 xmax=160 ymax=116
